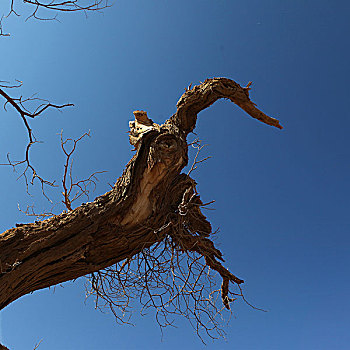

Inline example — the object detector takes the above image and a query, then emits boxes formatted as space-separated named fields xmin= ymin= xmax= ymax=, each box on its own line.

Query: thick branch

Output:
xmin=0 ymin=131 xmax=187 ymax=310
xmin=168 ymin=77 xmax=282 ymax=135
xmin=0 ymin=77 xmax=281 ymax=325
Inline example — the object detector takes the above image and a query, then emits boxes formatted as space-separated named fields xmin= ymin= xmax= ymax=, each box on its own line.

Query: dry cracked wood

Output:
xmin=0 ymin=77 xmax=282 ymax=313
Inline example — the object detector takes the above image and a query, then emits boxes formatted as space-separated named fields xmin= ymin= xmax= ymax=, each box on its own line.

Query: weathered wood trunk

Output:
xmin=0 ymin=78 xmax=281 ymax=313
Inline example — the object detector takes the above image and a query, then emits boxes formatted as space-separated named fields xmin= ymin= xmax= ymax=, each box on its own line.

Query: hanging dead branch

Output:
xmin=0 ymin=81 xmax=73 ymax=194
xmin=0 ymin=77 xmax=282 ymax=345
xmin=87 ymin=177 xmax=245 ymax=342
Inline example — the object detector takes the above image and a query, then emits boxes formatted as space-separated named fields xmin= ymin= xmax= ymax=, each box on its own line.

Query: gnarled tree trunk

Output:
xmin=0 ymin=78 xmax=281 ymax=334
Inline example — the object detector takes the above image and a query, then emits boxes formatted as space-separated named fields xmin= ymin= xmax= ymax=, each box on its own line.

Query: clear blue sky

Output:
xmin=1 ymin=0 xmax=350 ymax=349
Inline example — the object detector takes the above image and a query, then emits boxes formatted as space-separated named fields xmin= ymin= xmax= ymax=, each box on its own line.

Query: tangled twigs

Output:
xmin=60 ymin=130 xmax=106 ymax=211
xmin=87 ymin=178 xmax=247 ymax=342
xmin=0 ymin=81 xmax=73 ymax=194
xmin=87 ymin=238 xmax=231 ymax=342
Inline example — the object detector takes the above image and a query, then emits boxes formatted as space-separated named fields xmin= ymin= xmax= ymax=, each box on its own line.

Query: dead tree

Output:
xmin=0 ymin=77 xmax=282 ymax=343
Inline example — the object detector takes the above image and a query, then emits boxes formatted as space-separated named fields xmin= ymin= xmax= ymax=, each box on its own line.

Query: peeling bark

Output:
xmin=0 ymin=77 xmax=281 ymax=314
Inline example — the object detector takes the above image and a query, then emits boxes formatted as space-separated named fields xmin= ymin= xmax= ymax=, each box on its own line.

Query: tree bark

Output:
xmin=0 ymin=77 xmax=281 ymax=312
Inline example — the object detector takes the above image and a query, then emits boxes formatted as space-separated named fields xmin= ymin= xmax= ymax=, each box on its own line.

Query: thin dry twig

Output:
xmin=1 ymin=0 xmax=110 ymax=34
xmin=17 ymin=203 xmax=56 ymax=220
xmin=0 ymin=15 xmax=10 ymax=36
xmin=33 ymin=339 xmax=43 ymax=350
xmin=60 ymin=130 xmax=106 ymax=211
xmin=87 ymin=241 xmax=231 ymax=343
xmin=0 ymin=81 xmax=73 ymax=196
xmin=187 ymin=138 xmax=211 ymax=176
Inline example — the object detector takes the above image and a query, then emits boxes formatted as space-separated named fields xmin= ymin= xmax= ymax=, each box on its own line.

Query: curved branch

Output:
xmin=168 ymin=77 xmax=282 ymax=135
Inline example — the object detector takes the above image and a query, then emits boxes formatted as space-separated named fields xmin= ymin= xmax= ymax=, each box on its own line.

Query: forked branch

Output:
xmin=1 ymin=0 xmax=110 ymax=36
xmin=0 ymin=81 xmax=73 ymax=193
xmin=23 ymin=0 xmax=110 ymax=21
xmin=60 ymin=130 xmax=105 ymax=211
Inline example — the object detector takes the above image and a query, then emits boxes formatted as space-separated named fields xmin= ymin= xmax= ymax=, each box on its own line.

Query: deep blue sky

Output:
xmin=1 ymin=0 xmax=350 ymax=349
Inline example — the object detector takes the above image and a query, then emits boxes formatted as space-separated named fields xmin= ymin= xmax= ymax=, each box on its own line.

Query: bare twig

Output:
xmin=0 ymin=81 xmax=73 ymax=195
xmin=86 ymin=180 xmax=251 ymax=343
xmin=0 ymin=15 xmax=10 ymax=36
xmin=187 ymin=139 xmax=211 ymax=176
xmin=17 ymin=203 xmax=55 ymax=220
xmin=60 ymin=130 xmax=106 ymax=211
xmin=33 ymin=339 xmax=43 ymax=350
xmin=1 ymin=0 xmax=111 ymax=34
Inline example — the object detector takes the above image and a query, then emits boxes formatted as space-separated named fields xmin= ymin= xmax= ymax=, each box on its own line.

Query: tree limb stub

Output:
xmin=0 ymin=77 xmax=281 ymax=315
